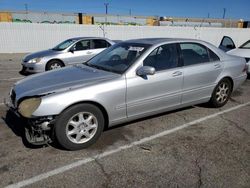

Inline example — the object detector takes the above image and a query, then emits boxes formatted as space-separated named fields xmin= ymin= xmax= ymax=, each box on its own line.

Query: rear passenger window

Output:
xmin=180 ymin=43 xmax=209 ymax=66
xmin=144 ymin=43 xmax=178 ymax=71
xmin=92 ymin=39 xmax=110 ymax=49
xmin=208 ymin=49 xmax=220 ymax=62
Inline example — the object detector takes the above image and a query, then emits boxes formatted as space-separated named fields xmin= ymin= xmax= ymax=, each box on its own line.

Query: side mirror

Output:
xmin=69 ymin=47 xmax=75 ymax=53
xmin=136 ymin=66 xmax=155 ymax=76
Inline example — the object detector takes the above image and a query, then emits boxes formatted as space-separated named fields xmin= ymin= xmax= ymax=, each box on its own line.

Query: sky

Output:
xmin=1 ymin=0 xmax=250 ymax=20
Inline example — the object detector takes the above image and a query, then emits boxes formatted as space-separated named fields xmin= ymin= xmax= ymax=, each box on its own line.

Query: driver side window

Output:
xmin=72 ymin=40 xmax=90 ymax=51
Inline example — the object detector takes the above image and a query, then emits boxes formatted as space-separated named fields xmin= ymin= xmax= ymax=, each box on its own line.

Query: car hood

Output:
xmin=14 ymin=65 xmax=119 ymax=101
xmin=227 ymin=48 xmax=250 ymax=58
xmin=23 ymin=49 xmax=61 ymax=61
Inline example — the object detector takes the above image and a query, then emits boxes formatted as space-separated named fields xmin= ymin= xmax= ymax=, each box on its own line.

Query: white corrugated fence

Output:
xmin=0 ymin=23 xmax=250 ymax=53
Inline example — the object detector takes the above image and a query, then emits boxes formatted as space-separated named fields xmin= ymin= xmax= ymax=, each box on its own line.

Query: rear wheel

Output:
xmin=46 ymin=60 xmax=64 ymax=71
xmin=209 ymin=78 xmax=232 ymax=108
xmin=54 ymin=104 xmax=104 ymax=150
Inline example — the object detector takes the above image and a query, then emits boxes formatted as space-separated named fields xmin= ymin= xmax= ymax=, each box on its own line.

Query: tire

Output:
xmin=54 ymin=104 xmax=104 ymax=150
xmin=46 ymin=60 xmax=64 ymax=71
xmin=209 ymin=78 xmax=232 ymax=108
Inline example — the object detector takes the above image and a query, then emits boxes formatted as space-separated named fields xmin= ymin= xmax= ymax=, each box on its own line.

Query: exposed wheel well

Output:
xmin=59 ymin=101 xmax=109 ymax=130
xmin=46 ymin=59 xmax=65 ymax=70
xmin=221 ymin=76 xmax=234 ymax=90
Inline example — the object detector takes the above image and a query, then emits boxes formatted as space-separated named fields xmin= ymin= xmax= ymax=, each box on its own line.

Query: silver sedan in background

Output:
xmin=21 ymin=37 xmax=115 ymax=73
xmin=8 ymin=38 xmax=247 ymax=150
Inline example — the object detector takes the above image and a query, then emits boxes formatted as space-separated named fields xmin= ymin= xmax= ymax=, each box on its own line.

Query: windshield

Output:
xmin=52 ymin=39 xmax=77 ymax=51
xmin=86 ymin=42 xmax=150 ymax=74
xmin=239 ymin=40 xmax=250 ymax=49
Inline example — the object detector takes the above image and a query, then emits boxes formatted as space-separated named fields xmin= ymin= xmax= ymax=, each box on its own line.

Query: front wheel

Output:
xmin=46 ymin=60 xmax=64 ymax=71
xmin=209 ymin=78 xmax=232 ymax=108
xmin=54 ymin=104 xmax=104 ymax=150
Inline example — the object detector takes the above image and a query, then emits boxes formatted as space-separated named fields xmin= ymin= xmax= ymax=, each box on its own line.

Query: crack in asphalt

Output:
xmin=94 ymin=159 xmax=111 ymax=188
xmin=220 ymin=115 xmax=249 ymax=135
xmin=195 ymin=158 xmax=202 ymax=188
xmin=139 ymin=144 xmax=152 ymax=152
xmin=229 ymin=98 xmax=242 ymax=104
xmin=176 ymin=113 xmax=188 ymax=123
xmin=194 ymin=132 xmax=226 ymax=188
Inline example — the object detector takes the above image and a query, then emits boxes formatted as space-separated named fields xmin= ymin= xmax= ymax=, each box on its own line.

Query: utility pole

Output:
xmin=24 ymin=3 xmax=28 ymax=13
xmin=222 ymin=8 xmax=226 ymax=19
xmin=104 ymin=3 xmax=109 ymax=25
xmin=129 ymin=9 xmax=132 ymax=16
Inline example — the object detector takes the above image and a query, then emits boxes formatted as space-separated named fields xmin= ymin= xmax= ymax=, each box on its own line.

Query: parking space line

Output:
xmin=0 ymin=77 xmax=24 ymax=81
xmin=5 ymin=101 xmax=250 ymax=188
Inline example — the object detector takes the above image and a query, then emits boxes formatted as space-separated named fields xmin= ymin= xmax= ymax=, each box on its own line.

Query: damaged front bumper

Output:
xmin=4 ymin=97 xmax=56 ymax=145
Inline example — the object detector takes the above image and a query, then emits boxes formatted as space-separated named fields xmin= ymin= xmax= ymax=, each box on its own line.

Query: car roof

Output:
xmin=68 ymin=37 xmax=109 ymax=41
xmin=123 ymin=38 xmax=205 ymax=45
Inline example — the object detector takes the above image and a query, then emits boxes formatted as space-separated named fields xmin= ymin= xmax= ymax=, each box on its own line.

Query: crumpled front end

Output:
xmin=5 ymin=88 xmax=56 ymax=145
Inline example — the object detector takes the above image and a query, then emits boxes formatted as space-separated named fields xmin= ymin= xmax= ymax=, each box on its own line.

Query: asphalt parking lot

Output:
xmin=0 ymin=54 xmax=249 ymax=188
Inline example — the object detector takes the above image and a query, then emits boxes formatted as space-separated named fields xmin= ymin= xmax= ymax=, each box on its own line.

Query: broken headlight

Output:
xmin=18 ymin=98 xmax=41 ymax=118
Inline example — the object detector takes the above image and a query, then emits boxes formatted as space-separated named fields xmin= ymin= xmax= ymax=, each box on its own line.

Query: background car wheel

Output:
xmin=54 ymin=104 xmax=104 ymax=150
xmin=46 ymin=60 xmax=64 ymax=71
xmin=209 ymin=78 xmax=232 ymax=108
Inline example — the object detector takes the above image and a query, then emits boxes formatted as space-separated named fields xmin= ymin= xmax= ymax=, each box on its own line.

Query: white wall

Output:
xmin=0 ymin=23 xmax=250 ymax=53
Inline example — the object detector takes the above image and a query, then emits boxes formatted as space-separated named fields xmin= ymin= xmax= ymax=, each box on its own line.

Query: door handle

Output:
xmin=214 ymin=64 xmax=221 ymax=69
xmin=86 ymin=51 xmax=92 ymax=55
xmin=172 ymin=71 xmax=182 ymax=77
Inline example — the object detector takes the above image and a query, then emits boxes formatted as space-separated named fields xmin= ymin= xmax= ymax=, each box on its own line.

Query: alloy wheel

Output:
xmin=66 ymin=112 xmax=98 ymax=144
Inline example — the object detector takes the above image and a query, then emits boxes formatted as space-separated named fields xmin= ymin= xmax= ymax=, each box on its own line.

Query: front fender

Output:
xmin=32 ymin=77 xmax=127 ymax=124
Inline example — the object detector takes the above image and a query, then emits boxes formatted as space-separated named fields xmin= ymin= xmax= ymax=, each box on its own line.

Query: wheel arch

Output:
xmin=46 ymin=59 xmax=65 ymax=70
xmin=58 ymin=101 xmax=110 ymax=130
xmin=220 ymin=76 xmax=234 ymax=90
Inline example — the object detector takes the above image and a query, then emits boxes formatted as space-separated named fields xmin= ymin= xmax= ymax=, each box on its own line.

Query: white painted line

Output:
xmin=0 ymin=77 xmax=24 ymax=81
xmin=5 ymin=101 xmax=250 ymax=188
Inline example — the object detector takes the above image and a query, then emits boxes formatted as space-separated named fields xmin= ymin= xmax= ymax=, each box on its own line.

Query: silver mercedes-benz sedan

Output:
xmin=7 ymin=38 xmax=247 ymax=150
xmin=21 ymin=37 xmax=115 ymax=73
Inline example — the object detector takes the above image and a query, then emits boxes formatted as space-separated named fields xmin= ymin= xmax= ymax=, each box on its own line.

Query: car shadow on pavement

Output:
xmin=19 ymin=70 xmax=32 ymax=76
xmin=3 ymin=106 xmax=194 ymax=151
xmin=3 ymin=110 xmax=46 ymax=149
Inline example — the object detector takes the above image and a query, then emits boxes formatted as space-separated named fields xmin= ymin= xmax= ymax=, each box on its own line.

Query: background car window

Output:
xmin=208 ymin=49 xmax=220 ymax=62
xmin=144 ymin=43 xmax=178 ymax=71
xmin=92 ymin=39 xmax=111 ymax=49
xmin=180 ymin=43 xmax=209 ymax=66
xmin=220 ymin=36 xmax=235 ymax=50
xmin=239 ymin=40 xmax=250 ymax=49
xmin=52 ymin=39 xmax=77 ymax=51
xmin=73 ymin=40 xmax=90 ymax=51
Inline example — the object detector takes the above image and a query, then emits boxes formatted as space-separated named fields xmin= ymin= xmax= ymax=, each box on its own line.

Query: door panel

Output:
xmin=63 ymin=40 xmax=92 ymax=65
xmin=180 ymin=42 xmax=223 ymax=104
xmin=126 ymin=43 xmax=183 ymax=118
xmin=182 ymin=62 xmax=222 ymax=104
xmin=126 ymin=69 xmax=183 ymax=117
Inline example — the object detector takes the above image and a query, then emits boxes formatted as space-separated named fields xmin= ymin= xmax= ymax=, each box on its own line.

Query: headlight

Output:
xmin=18 ymin=98 xmax=41 ymax=118
xmin=28 ymin=58 xmax=41 ymax=63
